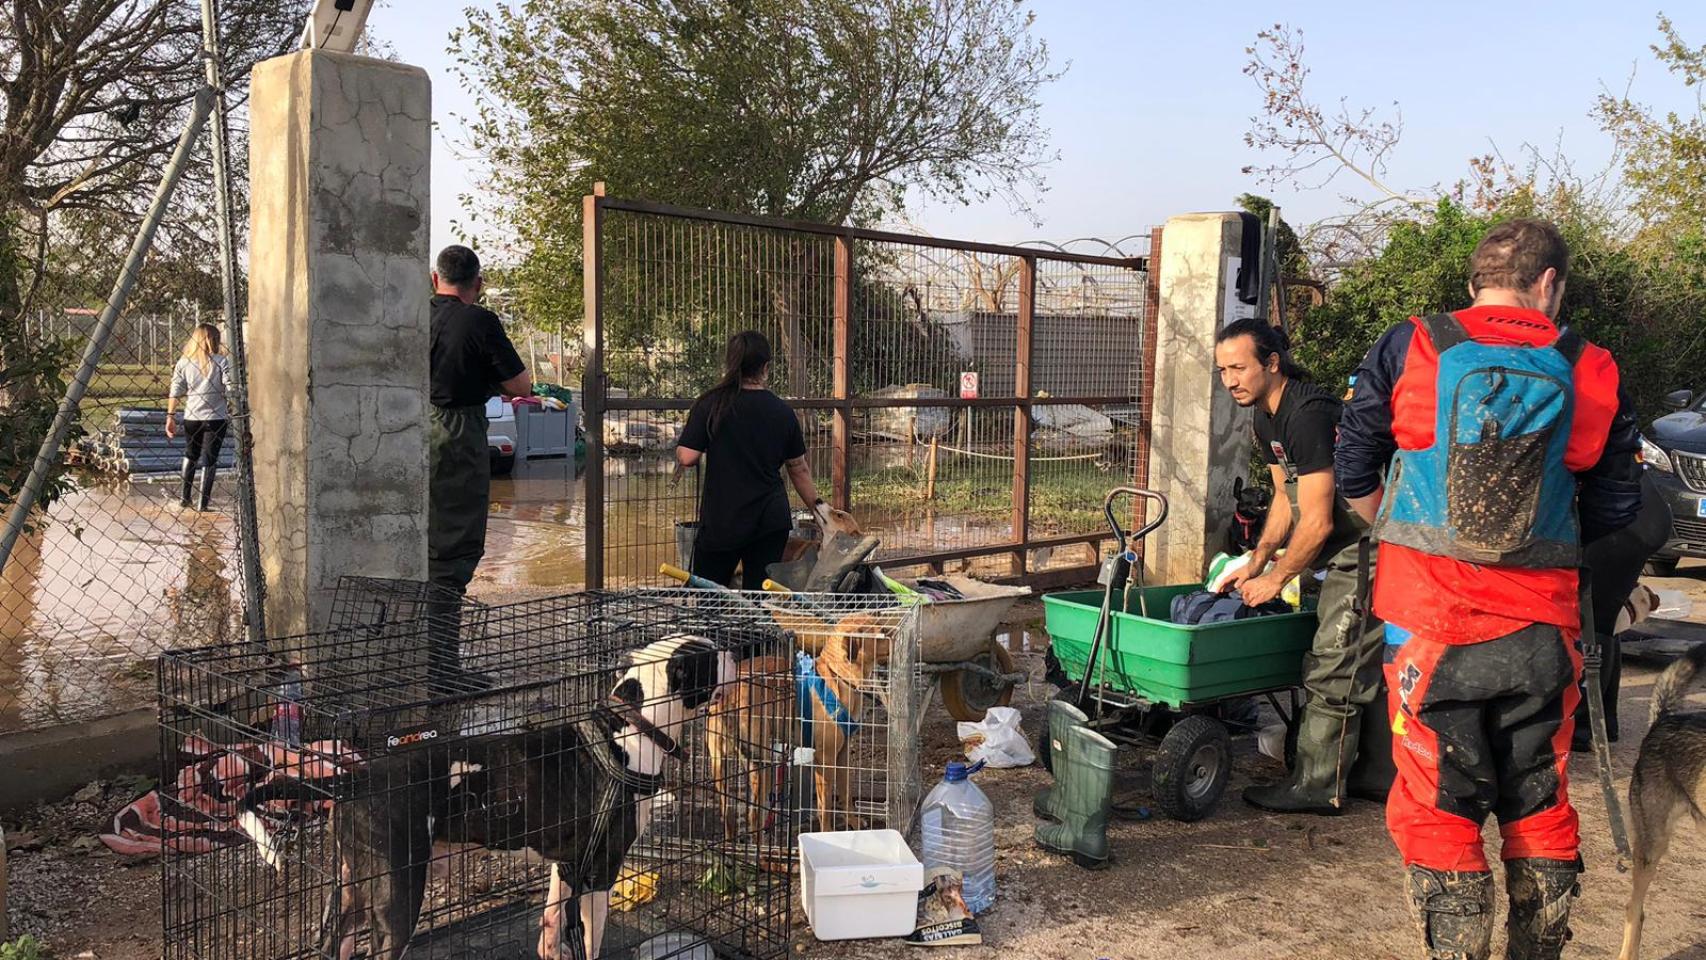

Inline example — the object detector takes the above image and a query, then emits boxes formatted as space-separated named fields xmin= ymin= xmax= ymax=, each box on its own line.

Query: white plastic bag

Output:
xmin=1256 ymin=722 xmax=1288 ymax=762
xmin=956 ymin=706 xmax=1035 ymax=768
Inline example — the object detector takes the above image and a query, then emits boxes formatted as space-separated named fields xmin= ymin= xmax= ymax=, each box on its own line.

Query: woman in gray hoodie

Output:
xmin=165 ymin=322 xmax=233 ymax=510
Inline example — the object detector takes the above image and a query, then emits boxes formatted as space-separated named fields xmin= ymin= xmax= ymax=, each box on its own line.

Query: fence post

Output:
xmin=831 ymin=234 xmax=852 ymax=513
xmin=1011 ymin=256 xmax=1036 ymax=576
xmin=202 ymin=0 xmax=269 ymax=645
xmin=1132 ymin=227 xmax=1163 ymax=551
xmin=582 ymin=184 xmax=607 ymax=588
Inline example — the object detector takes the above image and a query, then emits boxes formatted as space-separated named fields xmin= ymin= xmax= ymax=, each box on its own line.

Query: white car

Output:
xmin=485 ymin=396 xmax=517 ymax=476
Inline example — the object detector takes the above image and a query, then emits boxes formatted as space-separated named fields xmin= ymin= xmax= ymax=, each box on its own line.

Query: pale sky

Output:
xmin=369 ymin=1 xmax=1705 ymax=256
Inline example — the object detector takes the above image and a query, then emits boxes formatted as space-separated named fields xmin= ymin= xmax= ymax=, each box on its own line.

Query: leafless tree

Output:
xmin=0 ymin=0 xmax=308 ymax=315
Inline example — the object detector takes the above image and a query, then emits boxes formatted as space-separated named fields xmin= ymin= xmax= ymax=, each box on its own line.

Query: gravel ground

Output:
xmin=6 ymin=566 xmax=1706 ymax=960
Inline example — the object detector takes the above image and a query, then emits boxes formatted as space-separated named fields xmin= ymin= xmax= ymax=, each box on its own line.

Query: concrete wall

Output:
xmin=249 ymin=51 xmax=431 ymax=637
xmin=0 ymin=709 xmax=154 ymax=814
xmin=1145 ymin=213 xmax=1252 ymax=584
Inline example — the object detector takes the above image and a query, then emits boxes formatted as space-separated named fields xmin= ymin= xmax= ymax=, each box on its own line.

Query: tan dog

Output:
xmin=813 ymin=502 xmax=863 ymax=540
xmin=707 ymin=612 xmax=891 ymax=839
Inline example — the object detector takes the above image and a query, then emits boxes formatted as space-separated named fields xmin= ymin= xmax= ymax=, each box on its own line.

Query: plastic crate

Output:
xmin=1042 ymin=583 xmax=1317 ymax=708
xmin=515 ymin=405 xmax=575 ymax=458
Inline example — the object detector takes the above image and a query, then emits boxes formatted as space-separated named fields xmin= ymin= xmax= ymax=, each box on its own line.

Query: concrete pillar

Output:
xmin=1145 ymin=213 xmax=1257 ymax=584
xmin=248 ymin=51 xmax=431 ymax=637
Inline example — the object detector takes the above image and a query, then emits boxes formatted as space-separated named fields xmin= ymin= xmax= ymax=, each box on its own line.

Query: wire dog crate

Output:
xmin=158 ymin=586 xmax=923 ymax=960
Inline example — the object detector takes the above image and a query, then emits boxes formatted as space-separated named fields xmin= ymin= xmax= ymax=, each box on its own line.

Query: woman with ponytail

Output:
xmin=166 ymin=322 xmax=233 ymax=511
xmin=676 ymin=331 xmax=825 ymax=589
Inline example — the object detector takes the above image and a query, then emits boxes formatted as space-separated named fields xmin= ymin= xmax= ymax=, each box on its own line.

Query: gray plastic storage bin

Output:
xmin=516 ymin=405 xmax=574 ymax=459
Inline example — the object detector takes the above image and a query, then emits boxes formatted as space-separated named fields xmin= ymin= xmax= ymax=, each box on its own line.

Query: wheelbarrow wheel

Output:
xmin=1151 ymin=715 xmax=1231 ymax=822
xmin=940 ymin=642 xmax=1017 ymax=723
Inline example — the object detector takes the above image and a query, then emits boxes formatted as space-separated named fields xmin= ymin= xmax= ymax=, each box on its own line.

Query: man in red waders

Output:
xmin=1334 ymin=219 xmax=1642 ymax=960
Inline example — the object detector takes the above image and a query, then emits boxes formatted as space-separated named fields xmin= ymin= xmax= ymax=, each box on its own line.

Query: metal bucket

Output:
xmin=675 ymin=521 xmax=700 ymax=569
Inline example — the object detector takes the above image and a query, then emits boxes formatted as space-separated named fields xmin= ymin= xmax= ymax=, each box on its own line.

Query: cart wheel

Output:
xmin=1151 ymin=715 xmax=1231 ymax=822
xmin=940 ymin=642 xmax=1017 ymax=722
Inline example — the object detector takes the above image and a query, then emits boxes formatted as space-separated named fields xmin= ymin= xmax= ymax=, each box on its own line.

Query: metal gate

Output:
xmin=581 ymin=189 xmax=1156 ymax=587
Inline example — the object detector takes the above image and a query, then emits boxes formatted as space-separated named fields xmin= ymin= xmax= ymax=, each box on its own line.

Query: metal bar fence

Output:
xmin=580 ymin=194 xmax=1152 ymax=588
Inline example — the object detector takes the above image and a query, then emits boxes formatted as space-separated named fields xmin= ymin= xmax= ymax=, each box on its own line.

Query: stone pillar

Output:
xmin=248 ymin=51 xmax=431 ymax=637
xmin=1144 ymin=213 xmax=1256 ymax=584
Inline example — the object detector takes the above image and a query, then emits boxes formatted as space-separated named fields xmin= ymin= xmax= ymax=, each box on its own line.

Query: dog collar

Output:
xmin=577 ymin=717 xmax=666 ymax=797
xmin=598 ymin=698 xmax=684 ymax=762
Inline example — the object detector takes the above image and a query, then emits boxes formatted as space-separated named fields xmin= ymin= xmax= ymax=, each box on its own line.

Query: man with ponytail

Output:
xmin=676 ymin=331 xmax=827 ymax=590
xmin=1213 ymin=317 xmax=1387 ymax=817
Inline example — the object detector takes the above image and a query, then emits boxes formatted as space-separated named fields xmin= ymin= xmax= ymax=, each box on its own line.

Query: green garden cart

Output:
xmin=1040 ymin=487 xmax=1318 ymax=821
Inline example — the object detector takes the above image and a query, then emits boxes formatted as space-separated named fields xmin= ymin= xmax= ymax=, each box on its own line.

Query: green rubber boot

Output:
xmin=1405 ymin=865 xmax=1495 ymax=960
xmin=1034 ymin=725 xmax=1117 ymax=869
xmin=1242 ymin=702 xmax=1354 ymax=815
xmin=1033 ymin=699 xmax=1090 ymax=821
xmin=1504 ymin=857 xmax=1580 ymax=960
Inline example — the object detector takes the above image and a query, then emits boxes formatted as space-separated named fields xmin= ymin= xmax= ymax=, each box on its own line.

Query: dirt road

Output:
xmin=7 ymin=568 xmax=1705 ymax=959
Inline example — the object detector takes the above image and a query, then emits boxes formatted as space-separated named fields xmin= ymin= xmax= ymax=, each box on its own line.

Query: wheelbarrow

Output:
xmin=1038 ymin=487 xmax=1317 ymax=821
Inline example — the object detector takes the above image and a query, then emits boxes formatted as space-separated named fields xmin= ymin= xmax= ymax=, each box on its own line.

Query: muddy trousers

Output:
xmin=427 ymin=404 xmax=489 ymax=696
xmin=1298 ymin=538 xmax=1387 ymax=778
xmin=1384 ymin=623 xmax=1584 ymax=872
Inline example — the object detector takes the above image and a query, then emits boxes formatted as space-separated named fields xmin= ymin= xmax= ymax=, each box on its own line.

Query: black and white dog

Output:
xmin=242 ymin=634 xmax=735 ymax=960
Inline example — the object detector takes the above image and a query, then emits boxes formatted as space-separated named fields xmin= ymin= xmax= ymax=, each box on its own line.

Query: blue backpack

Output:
xmin=1373 ymin=313 xmax=1584 ymax=568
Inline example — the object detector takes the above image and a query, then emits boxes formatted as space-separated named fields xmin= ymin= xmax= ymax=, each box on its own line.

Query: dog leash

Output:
xmin=1580 ymin=576 xmax=1631 ymax=869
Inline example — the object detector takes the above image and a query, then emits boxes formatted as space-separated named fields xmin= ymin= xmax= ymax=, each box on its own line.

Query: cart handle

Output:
xmin=1103 ymin=487 xmax=1168 ymax=558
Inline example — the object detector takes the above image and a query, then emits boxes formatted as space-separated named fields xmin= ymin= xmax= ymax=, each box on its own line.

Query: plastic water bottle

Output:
xmin=918 ymin=760 xmax=996 ymax=914
xmin=272 ymin=666 xmax=304 ymax=747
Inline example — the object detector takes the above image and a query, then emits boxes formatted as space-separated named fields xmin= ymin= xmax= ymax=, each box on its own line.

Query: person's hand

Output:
xmin=1239 ymin=573 xmax=1284 ymax=607
xmin=165 ymin=416 xmax=177 ymax=439
xmin=1219 ymin=562 xmax=1255 ymax=594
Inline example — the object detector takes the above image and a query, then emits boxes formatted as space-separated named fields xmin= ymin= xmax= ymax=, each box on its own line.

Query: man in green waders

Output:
xmin=427 ymin=245 xmax=529 ymax=694
xmin=1213 ymin=318 xmax=1391 ymax=814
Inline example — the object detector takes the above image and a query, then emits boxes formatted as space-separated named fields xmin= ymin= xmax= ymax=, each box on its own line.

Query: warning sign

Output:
xmin=959 ymin=371 xmax=979 ymax=400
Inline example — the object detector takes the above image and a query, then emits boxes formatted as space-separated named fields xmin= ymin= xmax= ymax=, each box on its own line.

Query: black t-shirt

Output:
xmin=1253 ymin=381 xmax=1342 ymax=483
xmin=679 ymin=389 xmax=807 ymax=550
xmin=430 ymin=295 xmax=526 ymax=408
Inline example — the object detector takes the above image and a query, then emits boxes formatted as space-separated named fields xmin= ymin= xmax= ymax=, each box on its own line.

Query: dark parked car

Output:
xmin=1642 ymin=388 xmax=1706 ymax=575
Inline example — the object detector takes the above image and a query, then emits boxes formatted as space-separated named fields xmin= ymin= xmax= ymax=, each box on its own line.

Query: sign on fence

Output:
xmin=959 ymin=371 xmax=979 ymax=400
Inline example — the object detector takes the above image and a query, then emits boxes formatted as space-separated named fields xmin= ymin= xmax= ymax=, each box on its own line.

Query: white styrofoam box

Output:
xmin=798 ymin=829 xmax=925 ymax=941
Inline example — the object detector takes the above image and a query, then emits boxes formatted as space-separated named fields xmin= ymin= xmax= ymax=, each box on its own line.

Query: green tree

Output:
xmin=1246 ymin=19 xmax=1706 ymax=421
xmin=1291 ymin=195 xmax=1704 ymax=419
xmin=1595 ymin=14 xmax=1706 ymax=251
xmin=451 ymin=0 xmax=1060 ymax=340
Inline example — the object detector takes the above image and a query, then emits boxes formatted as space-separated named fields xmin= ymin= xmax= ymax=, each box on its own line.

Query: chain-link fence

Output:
xmin=0 ymin=63 xmax=264 ymax=738
xmin=2 ymin=304 xmax=251 ymax=735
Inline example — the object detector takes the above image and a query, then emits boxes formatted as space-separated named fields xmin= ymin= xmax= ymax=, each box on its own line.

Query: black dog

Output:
xmin=242 ymin=634 xmax=734 ymax=960
xmin=1225 ymin=475 xmax=1272 ymax=556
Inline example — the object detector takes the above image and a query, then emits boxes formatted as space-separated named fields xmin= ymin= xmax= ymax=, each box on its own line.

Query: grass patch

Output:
xmin=849 ymin=452 xmax=1119 ymax=534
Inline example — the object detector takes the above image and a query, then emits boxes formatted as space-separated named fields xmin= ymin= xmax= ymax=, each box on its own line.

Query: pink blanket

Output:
xmin=100 ymin=736 xmax=361 ymax=857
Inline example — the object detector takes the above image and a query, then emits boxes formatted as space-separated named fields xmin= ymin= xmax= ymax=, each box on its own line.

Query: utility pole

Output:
xmin=201 ymin=0 xmax=268 ymax=646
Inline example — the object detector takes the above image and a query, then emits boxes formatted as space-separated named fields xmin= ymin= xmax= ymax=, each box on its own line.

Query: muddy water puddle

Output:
xmin=4 ymin=456 xmax=1049 ymax=731
xmin=1 ymin=476 xmax=242 ymax=731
